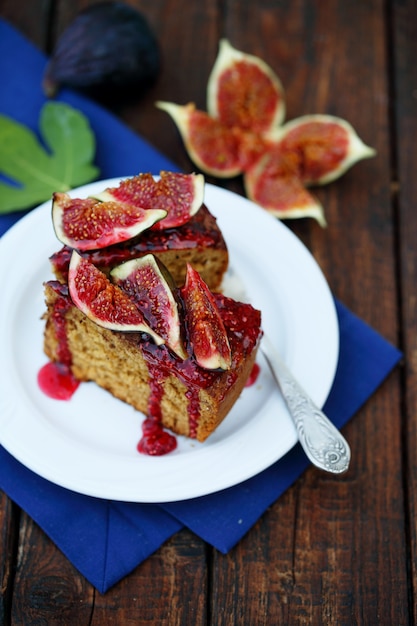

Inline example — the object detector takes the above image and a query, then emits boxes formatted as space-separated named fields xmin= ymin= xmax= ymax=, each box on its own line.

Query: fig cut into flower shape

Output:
xmin=156 ymin=39 xmax=376 ymax=225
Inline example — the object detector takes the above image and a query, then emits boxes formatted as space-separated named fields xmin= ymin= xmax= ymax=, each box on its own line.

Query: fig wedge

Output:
xmin=52 ymin=192 xmax=166 ymax=251
xmin=111 ymin=254 xmax=187 ymax=359
xmin=94 ymin=171 xmax=204 ymax=229
xmin=244 ymin=147 xmax=326 ymax=226
xmin=276 ymin=114 xmax=376 ymax=185
xmin=181 ymin=263 xmax=232 ymax=370
xmin=156 ymin=102 xmax=244 ymax=178
xmin=207 ymin=39 xmax=285 ymax=132
xmin=68 ymin=250 xmax=164 ymax=345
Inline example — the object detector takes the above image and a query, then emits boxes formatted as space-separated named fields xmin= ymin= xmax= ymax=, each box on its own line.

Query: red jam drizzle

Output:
xmin=48 ymin=282 xmax=73 ymax=365
xmin=185 ymin=388 xmax=200 ymax=439
xmin=38 ymin=281 xmax=80 ymax=401
xmin=37 ymin=361 xmax=80 ymax=400
xmin=245 ymin=362 xmax=260 ymax=387
xmin=41 ymin=281 xmax=262 ymax=456
xmin=137 ymin=375 xmax=177 ymax=455
xmin=137 ymin=418 xmax=177 ymax=456
xmin=137 ymin=293 xmax=261 ymax=450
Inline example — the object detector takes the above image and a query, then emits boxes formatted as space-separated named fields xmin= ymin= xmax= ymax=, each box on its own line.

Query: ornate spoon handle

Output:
xmin=261 ymin=335 xmax=350 ymax=474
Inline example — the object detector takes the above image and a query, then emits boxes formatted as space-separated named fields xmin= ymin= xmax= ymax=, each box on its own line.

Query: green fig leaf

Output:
xmin=0 ymin=102 xmax=99 ymax=214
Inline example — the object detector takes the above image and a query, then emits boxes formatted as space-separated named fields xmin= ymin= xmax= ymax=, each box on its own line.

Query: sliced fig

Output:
xmin=207 ymin=39 xmax=285 ymax=133
xmin=111 ymin=254 xmax=187 ymax=359
xmin=52 ymin=192 xmax=166 ymax=251
xmin=68 ymin=250 xmax=164 ymax=345
xmin=244 ymin=147 xmax=326 ymax=226
xmin=156 ymin=102 xmax=244 ymax=178
xmin=276 ymin=115 xmax=376 ymax=185
xmin=181 ymin=263 xmax=232 ymax=370
xmin=94 ymin=171 xmax=204 ymax=229
xmin=156 ymin=44 xmax=375 ymax=225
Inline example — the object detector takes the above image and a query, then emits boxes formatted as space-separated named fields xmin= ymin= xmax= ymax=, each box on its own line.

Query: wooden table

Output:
xmin=0 ymin=1 xmax=415 ymax=623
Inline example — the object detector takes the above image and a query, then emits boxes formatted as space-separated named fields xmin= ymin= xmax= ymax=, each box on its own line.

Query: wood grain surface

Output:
xmin=0 ymin=0 xmax=414 ymax=624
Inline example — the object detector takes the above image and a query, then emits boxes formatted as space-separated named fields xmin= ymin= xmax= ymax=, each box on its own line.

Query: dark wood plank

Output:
xmin=392 ymin=0 xmax=417 ymax=622
xmin=0 ymin=0 xmax=412 ymax=623
xmin=0 ymin=0 xmax=51 ymax=49
xmin=0 ymin=493 xmax=19 ymax=624
xmin=10 ymin=513 xmax=94 ymax=625
xmin=208 ymin=1 xmax=408 ymax=624
xmin=91 ymin=530 xmax=208 ymax=625
xmin=11 ymin=516 xmax=207 ymax=625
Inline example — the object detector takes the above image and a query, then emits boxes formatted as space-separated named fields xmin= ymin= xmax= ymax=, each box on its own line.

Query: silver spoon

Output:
xmin=260 ymin=334 xmax=350 ymax=474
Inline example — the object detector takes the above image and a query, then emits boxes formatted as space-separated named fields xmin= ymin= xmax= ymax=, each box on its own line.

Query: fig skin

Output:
xmin=43 ymin=2 xmax=160 ymax=106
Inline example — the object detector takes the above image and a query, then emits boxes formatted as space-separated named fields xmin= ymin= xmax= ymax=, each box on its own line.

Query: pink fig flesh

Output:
xmin=52 ymin=192 xmax=166 ymax=251
xmin=111 ymin=254 xmax=187 ymax=359
xmin=94 ymin=171 xmax=204 ymax=229
xmin=181 ymin=263 xmax=232 ymax=370
xmin=68 ymin=250 xmax=164 ymax=345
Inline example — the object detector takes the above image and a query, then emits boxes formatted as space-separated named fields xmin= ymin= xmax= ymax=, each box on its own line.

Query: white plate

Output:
xmin=0 ymin=180 xmax=339 ymax=502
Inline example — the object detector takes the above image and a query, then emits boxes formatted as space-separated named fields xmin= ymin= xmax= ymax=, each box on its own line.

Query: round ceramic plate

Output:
xmin=0 ymin=180 xmax=339 ymax=502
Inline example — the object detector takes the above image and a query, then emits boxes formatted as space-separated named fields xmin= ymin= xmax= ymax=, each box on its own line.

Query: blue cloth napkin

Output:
xmin=0 ymin=19 xmax=402 ymax=593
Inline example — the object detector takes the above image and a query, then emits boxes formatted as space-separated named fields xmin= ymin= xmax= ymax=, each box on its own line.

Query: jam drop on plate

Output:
xmin=38 ymin=362 xmax=80 ymax=400
xmin=245 ymin=362 xmax=260 ymax=387
xmin=137 ymin=418 xmax=177 ymax=456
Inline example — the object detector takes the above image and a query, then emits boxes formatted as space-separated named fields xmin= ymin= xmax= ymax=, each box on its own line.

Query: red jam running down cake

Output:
xmin=41 ymin=172 xmax=262 ymax=454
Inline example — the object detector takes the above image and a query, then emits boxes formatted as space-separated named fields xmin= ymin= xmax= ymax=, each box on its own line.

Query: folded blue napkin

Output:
xmin=0 ymin=19 xmax=402 ymax=593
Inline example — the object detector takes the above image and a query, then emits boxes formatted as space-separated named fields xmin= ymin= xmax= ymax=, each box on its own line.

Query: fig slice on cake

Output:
xmin=68 ymin=250 xmax=164 ymax=344
xmin=93 ymin=171 xmax=205 ymax=229
xmin=111 ymin=254 xmax=187 ymax=359
xmin=52 ymin=192 xmax=166 ymax=251
xmin=207 ymin=38 xmax=285 ymax=133
xmin=181 ymin=263 xmax=232 ymax=371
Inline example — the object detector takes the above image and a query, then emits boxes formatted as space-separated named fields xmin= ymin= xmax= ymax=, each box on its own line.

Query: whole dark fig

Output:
xmin=43 ymin=2 xmax=160 ymax=106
